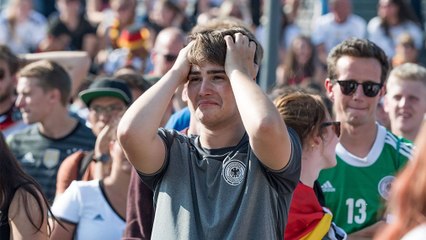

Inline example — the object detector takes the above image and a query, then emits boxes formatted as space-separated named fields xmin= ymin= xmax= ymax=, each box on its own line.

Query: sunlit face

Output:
xmin=293 ymin=38 xmax=312 ymax=65
xmin=333 ymin=0 xmax=351 ymax=22
xmin=0 ymin=60 xmax=16 ymax=103
xmin=395 ymin=42 xmax=418 ymax=63
xmin=185 ymin=63 xmax=239 ymax=128
xmin=151 ymin=2 xmax=177 ymax=27
xmin=152 ymin=34 xmax=184 ymax=75
xmin=56 ymin=0 xmax=80 ymax=14
xmin=384 ymin=77 xmax=426 ymax=136
xmin=87 ymin=97 xmax=126 ymax=136
xmin=15 ymin=0 xmax=32 ymax=17
xmin=112 ymin=0 xmax=135 ymax=24
xmin=378 ymin=0 xmax=398 ymax=21
xmin=15 ymin=77 xmax=52 ymax=124
xmin=327 ymin=56 xmax=384 ymax=127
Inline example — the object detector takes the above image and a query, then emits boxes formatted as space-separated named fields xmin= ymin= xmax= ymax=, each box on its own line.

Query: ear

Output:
xmin=379 ymin=84 xmax=386 ymax=97
xmin=252 ymin=63 xmax=259 ymax=80
xmin=49 ymin=89 xmax=62 ymax=104
xmin=306 ymin=133 xmax=322 ymax=150
xmin=181 ymin=85 xmax=188 ymax=102
xmin=383 ymin=96 xmax=390 ymax=113
xmin=325 ymin=78 xmax=335 ymax=102
xmin=11 ymin=75 xmax=17 ymax=87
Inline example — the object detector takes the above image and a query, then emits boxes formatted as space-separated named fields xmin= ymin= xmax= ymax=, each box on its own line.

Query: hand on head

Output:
xmin=224 ymin=33 xmax=257 ymax=80
xmin=171 ymin=41 xmax=195 ymax=84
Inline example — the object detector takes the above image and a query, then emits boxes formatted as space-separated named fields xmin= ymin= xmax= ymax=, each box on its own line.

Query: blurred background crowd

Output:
xmin=1 ymin=0 xmax=426 ymax=239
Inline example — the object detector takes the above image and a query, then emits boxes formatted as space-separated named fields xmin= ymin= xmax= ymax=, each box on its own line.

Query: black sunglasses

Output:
xmin=320 ymin=121 xmax=341 ymax=137
xmin=335 ymin=80 xmax=382 ymax=97
xmin=163 ymin=53 xmax=178 ymax=62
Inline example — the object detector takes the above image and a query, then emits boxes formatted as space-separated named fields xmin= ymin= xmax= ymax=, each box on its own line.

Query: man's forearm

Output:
xmin=119 ymin=69 xmax=183 ymax=140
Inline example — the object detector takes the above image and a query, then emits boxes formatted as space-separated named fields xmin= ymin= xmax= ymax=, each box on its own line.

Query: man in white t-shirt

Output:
xmin=311 ymin=0 xmax=366 ymax=65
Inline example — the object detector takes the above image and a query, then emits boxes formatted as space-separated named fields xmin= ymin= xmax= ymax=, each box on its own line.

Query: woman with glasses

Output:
xmin=50 ymin=129 xmax=131 ymax=240
xmin=274 ymin=89 xmax=346 ymax=239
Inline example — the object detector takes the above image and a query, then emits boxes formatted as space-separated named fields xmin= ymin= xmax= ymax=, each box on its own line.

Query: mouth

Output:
xmin=197 ymin=100 xmax=218 ymax=108
xmin=397 ymin=111 xmax=412 ymax=119
xmin=347 ymin=105 xmax=367 ymax=111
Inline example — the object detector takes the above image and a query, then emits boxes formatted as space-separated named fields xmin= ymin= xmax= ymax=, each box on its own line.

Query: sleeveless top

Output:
xmin=0 ymin=183 xmax=28 ymax=238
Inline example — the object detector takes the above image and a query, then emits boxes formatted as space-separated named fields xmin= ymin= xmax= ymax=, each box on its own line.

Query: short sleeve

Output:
xmin=51 ymin=181 xmax=82 ymax=224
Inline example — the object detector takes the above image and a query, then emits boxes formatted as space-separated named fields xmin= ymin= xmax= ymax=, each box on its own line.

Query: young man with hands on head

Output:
xmin=117 ymin=19 xmax=301 ymax=239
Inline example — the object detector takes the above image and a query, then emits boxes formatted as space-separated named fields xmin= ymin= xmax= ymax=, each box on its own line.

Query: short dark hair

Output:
xmin=188 ymin=18 xmax=263 ymax=66
xmin=19 ymin=60 xmax=72 ymax=106
xmin=114 ymin=72 xmax=152 ymax=94
xmin=0 ymin=45 xmax=20 ymax=75
xmin=327 ymin=38 xmax=390 ymax=84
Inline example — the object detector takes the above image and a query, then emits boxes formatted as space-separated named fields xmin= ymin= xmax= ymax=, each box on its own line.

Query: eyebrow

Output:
xmin=189 ymin=69 xmax=226 ymax=75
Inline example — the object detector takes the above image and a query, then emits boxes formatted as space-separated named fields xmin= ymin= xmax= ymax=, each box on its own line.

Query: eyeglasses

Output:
xmin=335 ymin=80 xmax=382 ymax=97
xmin=162 ymin=53 xmax=178 ymax=62
xmin=320 ymin=121 xmax=341 ymax=137
xmin=89 ymin=105 xmax=125 ymax=115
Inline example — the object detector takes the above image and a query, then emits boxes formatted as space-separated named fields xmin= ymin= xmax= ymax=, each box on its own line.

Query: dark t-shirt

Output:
xmin=48 ymin=14 xmax=96 ymax=50
xmin=139 ymin=128 xmax=302 ymax=239
xmin=0 ymin=206 xmax=10 ymax=239
xmin=7 ymin=121 xmax=96 ymax=202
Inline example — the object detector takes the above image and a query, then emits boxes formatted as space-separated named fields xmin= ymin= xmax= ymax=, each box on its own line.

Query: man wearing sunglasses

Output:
xmin=55 ymin=78 xmax=133 ymax=197
xmin=318 ymin=38 xmax=413 ymax=238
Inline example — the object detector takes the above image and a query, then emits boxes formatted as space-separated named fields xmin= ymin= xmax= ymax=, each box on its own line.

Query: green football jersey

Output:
xmin=318 ymin=125 xmax=413 ymax=234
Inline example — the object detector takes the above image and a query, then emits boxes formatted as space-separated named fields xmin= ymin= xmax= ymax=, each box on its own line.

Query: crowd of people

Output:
xmin=0 ymin=0 xmax=426 ymax=239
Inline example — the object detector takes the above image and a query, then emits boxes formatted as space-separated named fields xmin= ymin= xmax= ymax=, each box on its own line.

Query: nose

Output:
xmin=352 ymin=83 xmax=364 ymax=99
xmin=15 ymin=94 xmax=23 ymax=108
xmin=398 ymin=97 xmax=408 ymax=108
xmin=97 ymin=111 xmax=113 ymax=122
xmin=198 ymin=79 xmax=213 ymax=96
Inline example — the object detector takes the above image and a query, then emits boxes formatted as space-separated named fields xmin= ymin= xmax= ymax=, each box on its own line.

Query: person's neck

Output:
xmin=38 ymin=109 xmax=77 ymax=138
xmin=103 ymin=168 xmax=131 ymax=196
xmin=300 ymin=151 xmax=321 ymax=188
xmin=393 ymin=127 xmax=417 ymax=142
xmin=198 ymin=122 xmax=246 ymax=149
xmin=334 ymin=15 xmax=348 ymax=24
xmin=339 ymin=121 xmax=378 ymax=158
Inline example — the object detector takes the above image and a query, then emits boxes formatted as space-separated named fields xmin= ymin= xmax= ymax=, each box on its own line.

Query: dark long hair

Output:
xmin=0 ymin=133 xmax=53 ymax=234
xmin=379 ymin=0 xmax=421 ymax=37
xmin=283 ymin=35 xmax=317 ymax=85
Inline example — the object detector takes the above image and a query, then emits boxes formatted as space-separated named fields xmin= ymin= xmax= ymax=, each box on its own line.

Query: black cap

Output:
xmin=79 ymin=78 xmax=132 ymax=107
